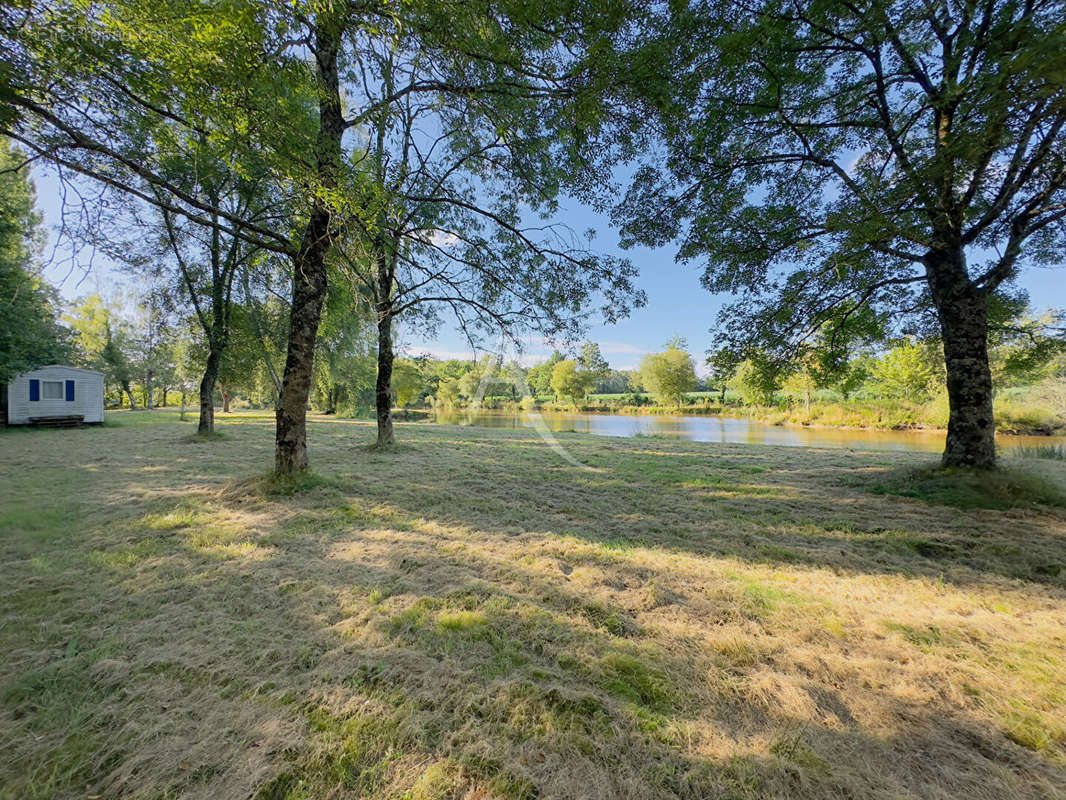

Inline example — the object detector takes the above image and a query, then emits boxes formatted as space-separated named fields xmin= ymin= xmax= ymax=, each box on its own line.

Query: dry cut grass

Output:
xmin=1 ymin=410 xmax=1065 ymax=800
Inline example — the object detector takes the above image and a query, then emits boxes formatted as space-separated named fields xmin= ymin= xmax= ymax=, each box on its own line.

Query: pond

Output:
xmin=429 ymin=409 xmax=1066 ymax=454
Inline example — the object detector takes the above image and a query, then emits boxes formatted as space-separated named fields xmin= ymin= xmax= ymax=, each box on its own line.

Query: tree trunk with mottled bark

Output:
xmin=273 ymin=14 xmax=345 ymax=474
xmin=275 ymin=247 xmax=330 ymax=470
xmin=927 ymin=250 xmax=996 ymax=469
xmin=375 ymin=306 xmax=394 ymax=447
xmin=198 ymin=347 xmax=221 ymax=434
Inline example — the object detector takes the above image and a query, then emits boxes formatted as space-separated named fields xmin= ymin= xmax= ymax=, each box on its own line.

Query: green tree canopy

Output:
xmin=391 ymin=361 xmax=425 ymax=408
xmin=550 ymin=359 xmax=593 ymax=405
xmin=638 ymin=339 xmax=698 ymax=407
xmin=870 ymin=341 xmax=940 ymax=403
xmin=0 ymin=139 xmax=68 ymax=380
xmin=578 ymin=341 xmax=611 ymax=383
xmin=527 ymin=351 xmax=565 ymax=397
xmin=729 ymin=357 xmax=781 ymax=407
xmin=618 ymin=0 xmax=1066 ymax=467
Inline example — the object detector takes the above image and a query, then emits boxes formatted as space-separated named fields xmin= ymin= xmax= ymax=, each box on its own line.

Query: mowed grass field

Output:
xmin=2 ymin=411 xmax=1065 ymax=800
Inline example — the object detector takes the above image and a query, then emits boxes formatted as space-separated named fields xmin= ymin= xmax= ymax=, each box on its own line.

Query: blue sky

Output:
xmin=34 ymin=169 xmax=1066 ymax=374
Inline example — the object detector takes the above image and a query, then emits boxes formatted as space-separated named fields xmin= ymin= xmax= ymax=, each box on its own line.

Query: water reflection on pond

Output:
xmin=428 ymin=409 xmax=1065 ymax=454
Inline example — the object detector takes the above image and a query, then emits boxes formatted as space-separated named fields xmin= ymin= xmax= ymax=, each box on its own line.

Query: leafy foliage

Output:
xmin=0 ymin=140 xmax=68 ymax=380
xmin=550 ymin=359 xmax=594 ymax=404
xmin=615 ymin=0 xmax=1066 ymax=466
xmin=637 ymin=339 xmax=698 ymax=407
xmin=729 ymin=357 xmax=781 ymax=407
xmin=870 ymin=342 xmax=938 ymax=403
xmin=619 ymin=1 xmax=1066 ymax=359
xmin=527 ymin=352 xmax=565 ymax=397
xmin=391 ymin=361 xmax=425 ymax=408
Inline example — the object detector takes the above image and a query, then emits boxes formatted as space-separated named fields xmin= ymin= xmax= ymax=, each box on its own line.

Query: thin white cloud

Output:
xmin=597 ymin=341 xmax=642 ymax=355
xmin=845 ymin=148 xmax=868 ymax=176
xmin=514 ymin=352 xmax=551 ymax=367
xmin=400 ymin=344 xmax=553 ymax=366
xmin=428 ymin=229 xmax=459 ymax=248
xmin=401 ymin=345 xmax=478 ymax=362
xmin=402 ymin=337 xmax=649 ymax=371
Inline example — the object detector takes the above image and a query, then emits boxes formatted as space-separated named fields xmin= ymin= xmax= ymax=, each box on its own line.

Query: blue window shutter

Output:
xmin=29 ymin=379 xmax=39 ymax=401
xmin=66 ymin=380 xmax=75 ymax=401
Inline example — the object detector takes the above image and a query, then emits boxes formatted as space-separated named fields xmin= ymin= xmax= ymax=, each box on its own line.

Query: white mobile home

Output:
xmin=1 ymin=365 xmax=105 ymax=426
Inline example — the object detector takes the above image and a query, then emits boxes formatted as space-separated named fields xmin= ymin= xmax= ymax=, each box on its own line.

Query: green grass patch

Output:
xmin=360 ymin=440 xmax=419 ymax=454
xmin=277 ymin=707 xmax=415 ymax=797
xmin=180 ymin=429 xmax=228 ymax=442
xmin=0 ymin=505 xmax=79 ymax=542
xmin=458 ymin=753 xmax=537 ymax=800
xmin=1 ymin=644 xmax=125 ymax=800
xmin=263 ymin=471 xmax=337 ymax=496
xmin=1002 ymin=709 xmax=1066 ymax=754
xmin=1009 ymin=443 xmax=1066 ymax=461
xmin=867 ymin=466 xmax=1066 ymax=510
xmin=729 ymin=574 xmax=808 ymax=618
xmin=89 ymin=539 xmax=163 ymax=569
xmin=221 ymin=471 xmax=338 ymax=500
xmin=407 ymin=759 xmax=462 ymax=800
xmin=884 ymin=622 xmax=944 ymax=649
xmin=598 ymin=651 xmax=677 ymax=711
xmin=580 ymin=601 xmax=640 ymax=637
xmin=436 ymin=609 xmax=488 ymax=632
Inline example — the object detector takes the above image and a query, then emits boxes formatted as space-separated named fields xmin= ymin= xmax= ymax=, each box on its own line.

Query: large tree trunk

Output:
xmin=160 ymin=387 xmax=168 ymax=407
xmin=273 ymin=14 xmax=344 ymax=475
xmin=928 ymin=251 xmax=996 ymax=469
xmin=124 ymin=383 xmax=137 ymax=410
xmin=375 ymin=306 xmax=395 ymax=447
xmin=275 ymin=251 xmax=330 ymax=471
xmin=198 ymin=347 xmax=222 ymax=434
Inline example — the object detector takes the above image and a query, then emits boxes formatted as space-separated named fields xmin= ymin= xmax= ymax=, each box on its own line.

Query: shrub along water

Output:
xmin=537 ymin=391 xmax=1063 ymax=436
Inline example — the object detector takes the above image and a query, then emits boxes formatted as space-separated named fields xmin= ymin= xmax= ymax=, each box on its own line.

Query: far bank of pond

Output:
xmin=429 ymin=408 xmax=1066 ymax=454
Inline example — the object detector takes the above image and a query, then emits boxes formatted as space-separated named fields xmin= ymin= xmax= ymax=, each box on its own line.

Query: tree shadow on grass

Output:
xmin=6 ymin=503 xmax=1057 ymax=797
xmin=3 ymin=418 xmax=1065 ymax=799
xmin=7 ymin=498 xmax=1062 ymax=800
xmin=292 ymin=424 xmax=1066 ymax=592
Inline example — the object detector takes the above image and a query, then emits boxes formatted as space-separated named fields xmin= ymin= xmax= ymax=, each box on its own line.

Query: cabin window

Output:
xmin=42 ymin=380 xmax=64 ymax=400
